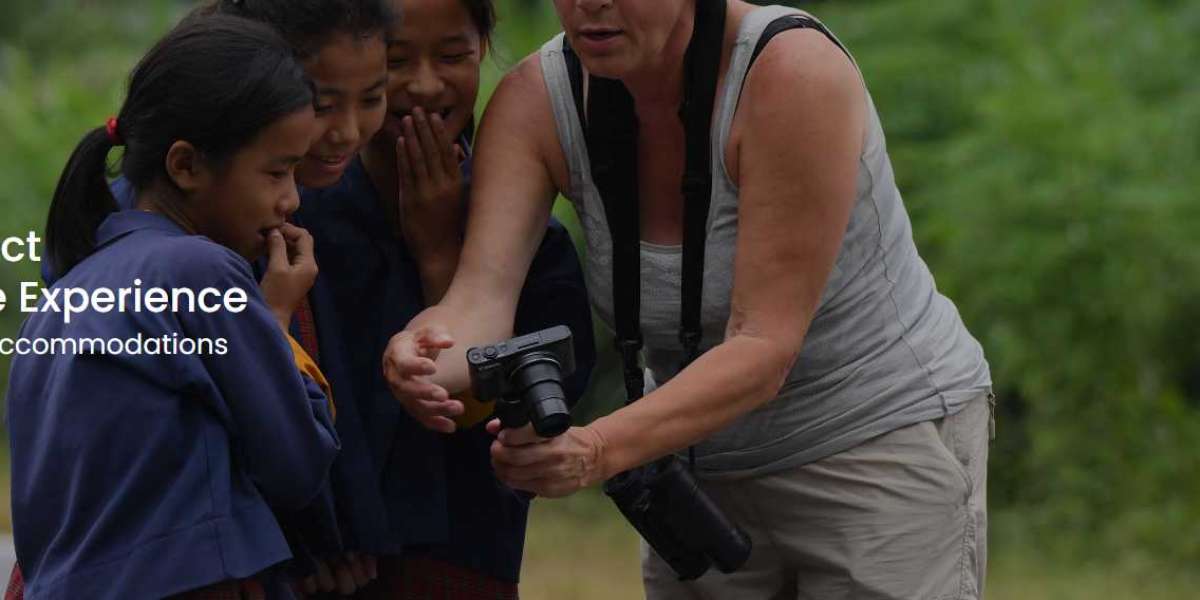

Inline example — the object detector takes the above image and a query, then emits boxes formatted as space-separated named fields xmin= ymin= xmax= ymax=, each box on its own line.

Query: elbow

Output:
xmin=758 ymin=339 xmax=801 ymax=401
xmin=256 ymin=425 xmax=340 ymax=510
xmin=728 ymin=321 xmax=805 ymax=402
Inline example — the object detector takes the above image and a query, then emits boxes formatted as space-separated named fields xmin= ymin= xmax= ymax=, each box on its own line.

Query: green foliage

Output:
xmin=0 ymin=2 xmax=181 ymax=395
xmin=809 ymin=0 xmax=1200 ymax=566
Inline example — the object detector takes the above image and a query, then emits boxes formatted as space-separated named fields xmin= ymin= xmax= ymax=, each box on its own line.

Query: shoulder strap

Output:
xmin=749 ymin=14 xmax=850 ymax=69
xmin=583 ymin=75 xmax=645 ymax=404
xmin=566 ymin=0 xmax=727 ymax=404
xmin=678 ymin=0 xmax=725 ymax=366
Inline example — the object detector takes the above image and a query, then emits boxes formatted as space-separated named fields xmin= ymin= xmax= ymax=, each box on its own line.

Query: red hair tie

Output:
xmin=105 ymin=116 xmax=123 ymax=146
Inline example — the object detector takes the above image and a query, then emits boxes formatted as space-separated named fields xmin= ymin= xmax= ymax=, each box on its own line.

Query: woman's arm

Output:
xmin=383 ymin=54 xmax=569 ymax=432
xmin=490 ymin=29 xmax=866 ymax=496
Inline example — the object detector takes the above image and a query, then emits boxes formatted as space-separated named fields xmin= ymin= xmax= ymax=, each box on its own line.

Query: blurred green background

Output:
xmin=2 ymin=0 xmax=1199 ymax=597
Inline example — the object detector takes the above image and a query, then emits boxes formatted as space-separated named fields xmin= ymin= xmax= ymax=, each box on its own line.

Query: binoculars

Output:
xmin=605 ymin=455 xmax=753 ymax=580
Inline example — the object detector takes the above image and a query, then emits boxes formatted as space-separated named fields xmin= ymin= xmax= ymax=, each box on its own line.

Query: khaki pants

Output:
xmin=643 ymin=393 xmax=993 ymax=600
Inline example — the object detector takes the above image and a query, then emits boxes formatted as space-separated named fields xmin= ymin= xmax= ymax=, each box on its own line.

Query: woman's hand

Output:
xmin=487 ymin=419 xmax=609 ymax=498
xmin=396 ymin=107 xmax=466 ymax=301
xmin=260 ymin=223 xmax=318 ymax=331
xmin=382 ymin=325 xmax=464 ymax=433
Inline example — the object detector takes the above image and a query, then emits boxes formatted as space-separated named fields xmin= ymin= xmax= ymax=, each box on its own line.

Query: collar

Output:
xmin=94 ymin=210 xmax=189 ymax=247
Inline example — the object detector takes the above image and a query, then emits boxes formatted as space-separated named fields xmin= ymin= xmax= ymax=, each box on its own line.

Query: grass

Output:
xmin=1 ymin=462 xmax=1195 ymax=598
xmin=519 ymin=489 xmax=1200 ymax=600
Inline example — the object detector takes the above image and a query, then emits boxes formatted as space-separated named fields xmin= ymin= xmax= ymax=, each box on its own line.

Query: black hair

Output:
xmin=45 ymin=14 xmax=314 ymax=275
xmin=210 ymin=0 xmax=395 ymax=59
xmin=459 ymin=0 xmax=497 ymax=44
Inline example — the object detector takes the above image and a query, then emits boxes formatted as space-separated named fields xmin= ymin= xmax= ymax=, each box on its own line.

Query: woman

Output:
xmin=385 ymin=1 xmax=992 ymax=598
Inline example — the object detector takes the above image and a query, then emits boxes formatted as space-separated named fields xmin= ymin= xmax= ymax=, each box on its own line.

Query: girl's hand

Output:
xmin=260 ymin=223 xmax=318 ymax=331
xmin=488 ymin=420 xmax=609 ymax=498
xmin=297 ymin=552 xmax=377 ymax=597
xmin=396 ymin=106 xmax=466 ymax=260
xmin=382 ymin=325 xmax=464 ymax=433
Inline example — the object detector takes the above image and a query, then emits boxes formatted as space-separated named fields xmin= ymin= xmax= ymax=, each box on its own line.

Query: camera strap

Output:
xmin=565 ymin=0 xmax=726 ymax=408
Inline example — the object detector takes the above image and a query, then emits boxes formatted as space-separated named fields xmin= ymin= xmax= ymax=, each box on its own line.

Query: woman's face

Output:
xmin=190 ymin=108 xmax=316 ymax=260
xmin=553 ymin=0 xmax=690 ymax=79
xmin=298 ymin=32 xmax=389 ymax=189
xmin=377 ymin=0 xmax=484 ymax=148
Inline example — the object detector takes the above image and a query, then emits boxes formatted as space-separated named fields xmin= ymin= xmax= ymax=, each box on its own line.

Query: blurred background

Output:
xmin=1 ymin=0 xmax=1198 ymax=598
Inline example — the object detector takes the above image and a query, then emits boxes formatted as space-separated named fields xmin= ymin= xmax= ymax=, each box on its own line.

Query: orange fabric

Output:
xmin=287 ymin=333 xmax=335 ymax=421
xmin=453 ymin=388 xmax=493 ymax=429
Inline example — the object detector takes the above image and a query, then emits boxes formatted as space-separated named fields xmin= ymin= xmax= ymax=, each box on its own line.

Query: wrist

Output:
xmin=270 ymin=306 xmax=293 ymax=332
xmin=581 ymin=423 xmax=614 ymax=484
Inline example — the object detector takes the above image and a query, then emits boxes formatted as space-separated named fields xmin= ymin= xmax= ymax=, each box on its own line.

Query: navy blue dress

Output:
xmin=294 ymin=155 xmax=595 ymax=583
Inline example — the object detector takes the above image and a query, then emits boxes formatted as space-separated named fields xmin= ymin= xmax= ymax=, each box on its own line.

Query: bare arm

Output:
xmin=383 ymin=55 xmax=567 ymax=430
xmin=491 ymin=30 xmax=866 ymax=494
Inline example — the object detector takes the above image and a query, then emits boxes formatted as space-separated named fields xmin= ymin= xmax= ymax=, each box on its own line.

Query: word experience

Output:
xmin=0 ymin=279 xmax=249 ymax=324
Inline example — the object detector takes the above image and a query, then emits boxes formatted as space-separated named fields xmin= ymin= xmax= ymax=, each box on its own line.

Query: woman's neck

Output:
xmin=623 ymin=8 xmax=694 ymax=117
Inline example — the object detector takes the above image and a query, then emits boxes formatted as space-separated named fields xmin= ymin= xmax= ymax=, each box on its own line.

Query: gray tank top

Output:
xmin=539 ymin=6 xmax=991 ymax=478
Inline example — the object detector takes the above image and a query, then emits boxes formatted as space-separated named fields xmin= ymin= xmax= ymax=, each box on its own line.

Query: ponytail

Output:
xmin=45 ymin=127 xmax=119 ymax=276
xmin=42 ymin=14 xmax=313 ymax=277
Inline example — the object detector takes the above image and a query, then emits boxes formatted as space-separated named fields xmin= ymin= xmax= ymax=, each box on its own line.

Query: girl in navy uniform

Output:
xmin=294 ymin=0 xmax=596 ymax=597
xmin=30 ymin=3 xmax=395 ymax=592
xmin=5 ymin=15 xmax=338 ymax=600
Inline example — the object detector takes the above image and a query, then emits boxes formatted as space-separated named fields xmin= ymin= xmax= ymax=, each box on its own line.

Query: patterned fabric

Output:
xmin=293 ymin=295 xmax=321 ymax=364
xmin=357 ymin=556 xmax=517 ymax=600
xmin=5 ymin=562 xmax=266 ymax=600
xmin=167 ymin=579 xmax=265 ymax=600
xmin=5 ymin=564 xmax=23 ymax=600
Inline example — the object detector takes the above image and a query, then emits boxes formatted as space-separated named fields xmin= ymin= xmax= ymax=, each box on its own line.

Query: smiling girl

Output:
xmin=214 ymin=0 xmax=393 ymax=190
xmin=293 ymin=0 xmax=596 ymax=597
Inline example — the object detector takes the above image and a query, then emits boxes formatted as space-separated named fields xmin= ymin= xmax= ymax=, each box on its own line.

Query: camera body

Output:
xmin=604 ymin=455 xmax=752 ymax=581
xmin=466 ymin=325 xmax=576 ymax=438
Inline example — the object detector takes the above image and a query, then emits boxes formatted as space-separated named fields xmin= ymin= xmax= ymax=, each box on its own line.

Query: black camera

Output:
xmin=466 ymin=325 xmax=576 ymax=438
xmin=604 ymin=455 xmax=752 ymax=581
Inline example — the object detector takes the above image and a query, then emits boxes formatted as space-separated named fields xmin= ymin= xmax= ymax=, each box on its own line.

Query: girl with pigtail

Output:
xmin=6 ymin=14 xmax=339 ymax=600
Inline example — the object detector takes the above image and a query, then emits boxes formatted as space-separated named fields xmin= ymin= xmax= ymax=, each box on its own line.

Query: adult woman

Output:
xmin=385 ymin=1 xmax=992 ymax=598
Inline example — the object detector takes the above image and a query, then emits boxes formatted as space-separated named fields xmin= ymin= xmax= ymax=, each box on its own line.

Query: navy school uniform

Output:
xmin=294 ymin=153 xmax=595 ymax=583
xmin=6 ymin=211 xmax=339 ymax=600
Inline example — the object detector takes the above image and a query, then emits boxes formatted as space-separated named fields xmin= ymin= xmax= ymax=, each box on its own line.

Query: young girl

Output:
xmin=212 ymin=0 xmax=393 ymax=190
xmin=40 ymin=0 xmax=392 ymax=283
xmin=295 ymin=0 xmax=596 ymax=597
xmin=6 ymin=15 xmax=338 ymax=600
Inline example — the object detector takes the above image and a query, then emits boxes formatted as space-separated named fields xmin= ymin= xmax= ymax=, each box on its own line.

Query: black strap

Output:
xmin=678 ymin=0 xmax=725 ymax=367
xmin=564 ymin=0 xmax=727 ymax=404
xmin=583 ymin=75 xmax=644 ymax=404
xmin=749 ymin=15 xmax=850 ymax=74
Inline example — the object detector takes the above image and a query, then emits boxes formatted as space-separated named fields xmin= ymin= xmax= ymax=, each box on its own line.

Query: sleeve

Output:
xmin=514 ymin=219 xmax=597 ymax=407
xmin=178 ymin=246 xmax=340 ymax=510
xmin=287 ymin=333 xmax=335 ymax=421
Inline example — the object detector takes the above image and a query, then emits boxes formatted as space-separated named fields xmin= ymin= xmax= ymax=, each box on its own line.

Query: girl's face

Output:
xmin=191 ymin=108 xmax=316 ymax=260
xmin=379 ymin=0 xmax=484 ymax=146
xmin=298 ymin=32 xmax=389 ymax=188
xmin=553 ymin=0 xmax=690 ymax=79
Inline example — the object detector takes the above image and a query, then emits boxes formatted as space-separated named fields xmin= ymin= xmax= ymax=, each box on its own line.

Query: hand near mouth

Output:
xmin=260 ymin=223 xmax=318 ymax=331
xmin=395 ymin=105 xmax=467 ymax=303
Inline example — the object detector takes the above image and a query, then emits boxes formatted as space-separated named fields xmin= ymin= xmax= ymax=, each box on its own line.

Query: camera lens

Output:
xmin=509 ymin=354 xmax=571 ymax=437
